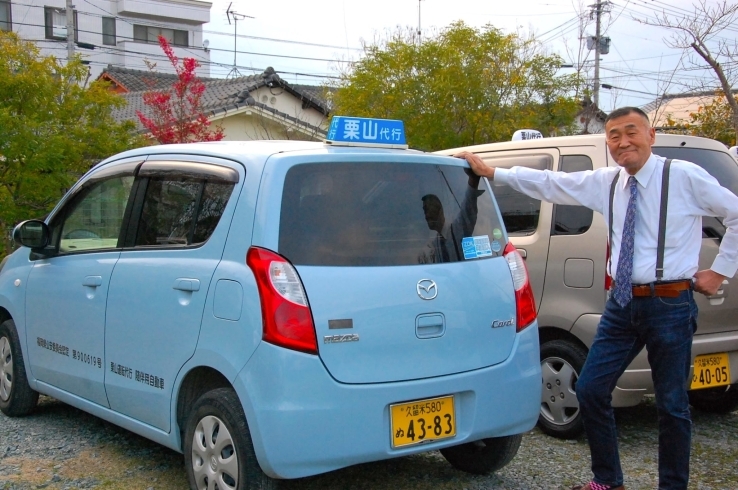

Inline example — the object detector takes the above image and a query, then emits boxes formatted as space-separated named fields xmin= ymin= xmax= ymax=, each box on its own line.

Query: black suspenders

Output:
xmin=608 ymin=158 xmax=672 ymax=281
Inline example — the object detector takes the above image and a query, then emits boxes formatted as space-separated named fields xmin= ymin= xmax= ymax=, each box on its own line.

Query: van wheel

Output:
xmin=0 ymin=319 xmax=39 ymax=417
xmin=538 ymin=339 xmax=587 ymax=439
xmin=440 ymin=434 xmax=522 ymax=475
xmin=184 ymin=388 xmax=276 ymax=490
xmin=689 ymin=384 xmax=738 ymax=414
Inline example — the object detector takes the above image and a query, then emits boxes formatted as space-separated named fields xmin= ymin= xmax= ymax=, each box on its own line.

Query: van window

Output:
xmin=552 ymin=155 xmax=594 ymax=235
xmin=279 ymin=162 xmax=504 ymax=266
xmin=652 ymin=147 xmax=738 ymax=197
xmin=482 ymin=153 xmax=553 ymax=235
xmin=654 ymin=147 xmax=738 ymax=239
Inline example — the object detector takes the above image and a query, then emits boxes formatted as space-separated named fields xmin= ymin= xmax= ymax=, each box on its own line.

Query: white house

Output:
xmin=1 ymin=0 xmax=211 ymax=79
xmin=104 ymin=65 xmax=332 ymax=141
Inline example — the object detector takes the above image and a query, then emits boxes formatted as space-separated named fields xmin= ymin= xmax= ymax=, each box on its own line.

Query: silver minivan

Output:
xmin=439 ymin=133 xmax=738 ymax=438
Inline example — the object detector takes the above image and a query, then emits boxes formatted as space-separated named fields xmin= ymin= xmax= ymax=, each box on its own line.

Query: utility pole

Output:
xmin=66 ymin=0 xmax=74 ymax=60
xmin=594 ymin=0 xmax=601 ymax=107
xmin=588 ymin=0 xmax=611 ymax=108
xmin=417 ymin=0 xmax=424 ymax=44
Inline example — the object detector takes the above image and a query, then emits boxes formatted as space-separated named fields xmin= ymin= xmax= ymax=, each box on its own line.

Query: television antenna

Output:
xmin=225 ymin=2 xmax=254 ymax=79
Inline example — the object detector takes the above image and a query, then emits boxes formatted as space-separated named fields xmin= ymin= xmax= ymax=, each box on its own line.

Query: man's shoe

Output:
xmin=571 ymin=483 xmax=625 ymax=490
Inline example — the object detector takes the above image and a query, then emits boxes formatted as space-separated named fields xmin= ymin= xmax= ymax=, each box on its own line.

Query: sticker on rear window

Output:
xmin=462 ymin=236 xmax=493 ymax=259
xmin=493 ymin=228 xmax=503 ymax=240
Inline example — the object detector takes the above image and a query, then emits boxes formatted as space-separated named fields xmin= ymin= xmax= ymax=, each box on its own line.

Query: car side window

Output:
xmin=552 ymin=155 xmax=594 ymax=236
xmin=134 ymin=177 xmax=235 ymax=248
xmin=57 ymin=175 xmax=135 ymax=253
xmin=483 ymin=153 xmax=552 ymax=235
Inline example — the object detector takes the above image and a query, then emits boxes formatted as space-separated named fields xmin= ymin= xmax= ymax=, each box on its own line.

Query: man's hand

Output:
xmin=693 ymin=269 xmax=727 ymax=296
xmin=454 ymin=151 xmax=495 ymax=179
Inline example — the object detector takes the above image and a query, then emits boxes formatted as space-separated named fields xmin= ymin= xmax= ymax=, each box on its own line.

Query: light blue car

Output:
xmin=0 ymin=118 xmax=540 ymax=490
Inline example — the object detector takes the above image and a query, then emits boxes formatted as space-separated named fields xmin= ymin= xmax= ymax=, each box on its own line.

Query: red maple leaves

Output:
xmin=136 ymin=36 xmax=224 ymax=144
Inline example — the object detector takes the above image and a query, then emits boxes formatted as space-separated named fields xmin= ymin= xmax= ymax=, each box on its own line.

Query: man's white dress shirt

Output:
xmin=495 ymin=153 xmax=738 ymax=284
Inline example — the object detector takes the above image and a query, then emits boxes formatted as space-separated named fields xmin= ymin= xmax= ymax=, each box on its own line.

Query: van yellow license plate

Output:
xmin=691 ymin=353 xmax=731 ymax=390
xmin=390 ymin=395 xmax=456 ymax=448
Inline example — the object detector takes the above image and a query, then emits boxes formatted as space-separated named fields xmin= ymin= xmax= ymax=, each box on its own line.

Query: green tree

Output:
xmin=331 ymin=22 xmax=581 ymax=151
xmin=0 ymin=32 xmax=146 ymax=255
xmin=689 ymin=93 xmax=737 ymax=147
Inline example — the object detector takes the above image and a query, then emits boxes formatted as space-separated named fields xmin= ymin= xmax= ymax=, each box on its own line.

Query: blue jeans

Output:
xmin=577 ymin=287 xmax=697 ymax=490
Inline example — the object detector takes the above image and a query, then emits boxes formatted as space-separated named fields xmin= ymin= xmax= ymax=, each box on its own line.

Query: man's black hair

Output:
xmin=604 ymin=106 xmax=650 ymax=125
xmin=421 ymin=194 xmax=442 ymax=207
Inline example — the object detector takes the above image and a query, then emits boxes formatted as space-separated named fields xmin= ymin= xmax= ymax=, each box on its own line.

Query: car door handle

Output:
xmin=82 ymin=275 xmax=102 ymax=287
xmin=517 ymin=248 xmax=527 ymax=259
xmin=173 ymin=278 xmax=200 ymax=292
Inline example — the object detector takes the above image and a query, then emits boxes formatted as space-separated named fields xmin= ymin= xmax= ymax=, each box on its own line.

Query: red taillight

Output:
xmin=503 ymin=242 xmax=537 ymax=332
xmin=246 ymin=247 xmax=318 ymax=354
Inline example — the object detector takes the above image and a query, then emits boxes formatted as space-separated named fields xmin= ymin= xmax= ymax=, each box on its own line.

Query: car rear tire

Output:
xmin=538 ymin=339 xmax=587 ymax=439
xmin=439 ymin=434 xmax=522 ymax=475
xmin=184 ymin=387 xmax=276 ymax=490
xmin=0 ymin=319 xmax=39 ymax=417
xmin=688 ymin=384 xmax=738 ymax=414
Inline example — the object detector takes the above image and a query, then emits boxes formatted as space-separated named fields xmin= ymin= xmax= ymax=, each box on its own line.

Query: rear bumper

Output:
xmin=615 ymin=330 xmax=738 ymax=406
xmin=233 ymin=323 xmax=541 ymax=479
xmin=570 ymin=313 xmax=738 ymax=407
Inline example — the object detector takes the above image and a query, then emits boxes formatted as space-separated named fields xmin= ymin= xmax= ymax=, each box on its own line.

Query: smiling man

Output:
xmin=456 ymin=106 xmax=738 ymax=490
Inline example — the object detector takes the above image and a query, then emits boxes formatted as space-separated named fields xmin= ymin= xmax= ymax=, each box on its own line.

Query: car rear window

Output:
xmin=279 ymin=162 xmax=505 ymax=266
xmin=481 ymin=153 xmax=553 ymax=236
xmin=653 ymin=147 xmax=738 ymax=196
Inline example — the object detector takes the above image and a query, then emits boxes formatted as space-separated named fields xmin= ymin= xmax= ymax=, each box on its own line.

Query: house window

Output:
xmin=133 ymin=25 xmax=188 ymax=47
xmin=0 ymin=1 xmax=11 ymax=31
xmin=102 ymin=17 xmax=116 ymax=45
xmin=44 ymin=6 xmax=78 ymax=41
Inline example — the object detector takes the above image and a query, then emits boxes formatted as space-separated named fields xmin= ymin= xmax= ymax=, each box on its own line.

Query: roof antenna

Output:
xmin=226 ymin=2 xmax=255 ymax=79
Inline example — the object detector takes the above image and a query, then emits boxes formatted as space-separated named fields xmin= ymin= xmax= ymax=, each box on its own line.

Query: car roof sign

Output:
xmin=512 ymin=129 xmax=543 ymax=141
xmin=325 ymin=116 xmax=409 ymax=149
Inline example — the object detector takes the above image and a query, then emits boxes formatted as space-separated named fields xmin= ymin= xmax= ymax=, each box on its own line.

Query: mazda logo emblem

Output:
xmin=417 ymin=279 xmax=438 ymax=300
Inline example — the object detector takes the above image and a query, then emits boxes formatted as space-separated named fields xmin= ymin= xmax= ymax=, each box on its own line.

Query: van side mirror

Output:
xmin=13 ymin=220 xmax=50 ymax=250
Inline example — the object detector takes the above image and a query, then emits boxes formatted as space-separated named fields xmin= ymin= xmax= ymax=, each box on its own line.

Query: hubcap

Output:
xmin=191 ymin=415 xmax=238 ymax=490
xmin=0 ymin=336 xmax=12 ymax=402
xmin=540 ymin=356 xmax=579 ymax=426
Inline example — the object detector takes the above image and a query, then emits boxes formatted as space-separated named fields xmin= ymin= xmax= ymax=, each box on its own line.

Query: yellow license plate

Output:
xmin=691 ymin=353 xmax=731 ymax=390
xmin=390 ymin=395 xmax=456 ymax=448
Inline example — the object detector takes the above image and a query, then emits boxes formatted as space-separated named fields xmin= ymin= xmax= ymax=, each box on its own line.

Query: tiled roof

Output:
xmin=101 ymin=65 xmax=331 ymax=115
xmin=104 ymin=66 xmax=331 ymax=136
xmin=642 ymin=89 xmax=738 ymax=126
xmin=100 ymin=65 xmax=215 ymax=93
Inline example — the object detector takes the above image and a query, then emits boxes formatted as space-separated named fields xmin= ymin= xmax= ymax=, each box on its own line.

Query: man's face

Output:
xmin=423 ymin=200 xmax=444 ymax=232
xmin=605 ymin=112 xmax=656 ymax=174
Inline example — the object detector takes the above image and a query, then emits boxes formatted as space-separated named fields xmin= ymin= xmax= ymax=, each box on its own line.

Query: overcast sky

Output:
xmin=199 ymin=0 xmax=729 ymax=112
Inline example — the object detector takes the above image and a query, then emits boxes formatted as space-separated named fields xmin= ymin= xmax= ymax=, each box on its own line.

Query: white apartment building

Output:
xmin=0 ymin=0 xmax=212 ymax=79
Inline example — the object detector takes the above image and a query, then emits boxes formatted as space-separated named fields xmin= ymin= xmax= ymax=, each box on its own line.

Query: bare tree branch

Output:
xmin=634 ymin=0 xmax=738 ymax=140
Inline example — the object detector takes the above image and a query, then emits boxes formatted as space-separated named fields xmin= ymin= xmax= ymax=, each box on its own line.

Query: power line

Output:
xmin=10 ymin=1 xmax=365 ymax=52
xmin=10 ymin=20 xmax=355 ymax=65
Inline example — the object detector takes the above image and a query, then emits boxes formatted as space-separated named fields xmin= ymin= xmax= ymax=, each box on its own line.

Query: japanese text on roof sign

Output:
xmin=328 ymin=119 xmax=404 ymax=142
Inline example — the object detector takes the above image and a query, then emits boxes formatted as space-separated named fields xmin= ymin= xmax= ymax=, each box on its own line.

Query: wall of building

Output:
xmin=216 ymin=109 xmax=325 ymax=142
xmin=250 ymin=86 xmax=329 ymax=134
xmin=9 ymin=0 xmax=211 ymax=80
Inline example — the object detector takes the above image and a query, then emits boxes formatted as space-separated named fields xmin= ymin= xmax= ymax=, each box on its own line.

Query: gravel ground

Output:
xmin=1 ymin=395 xmax=737 ymax=490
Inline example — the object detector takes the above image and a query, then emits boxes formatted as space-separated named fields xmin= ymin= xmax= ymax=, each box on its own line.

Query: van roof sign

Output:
xmin=326 ymin=116 xmax=408 ymax=149
xmin=512 ymin=129 xmax=543 ymax=141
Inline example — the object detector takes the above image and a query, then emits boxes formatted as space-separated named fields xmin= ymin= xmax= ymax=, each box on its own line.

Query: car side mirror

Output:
xmin=13 ymin=220 xmax=50 ymax=250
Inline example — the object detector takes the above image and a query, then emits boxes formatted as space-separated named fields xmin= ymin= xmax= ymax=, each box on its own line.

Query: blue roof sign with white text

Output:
xmin=326 ymin=116 xmax=408 ymax=149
